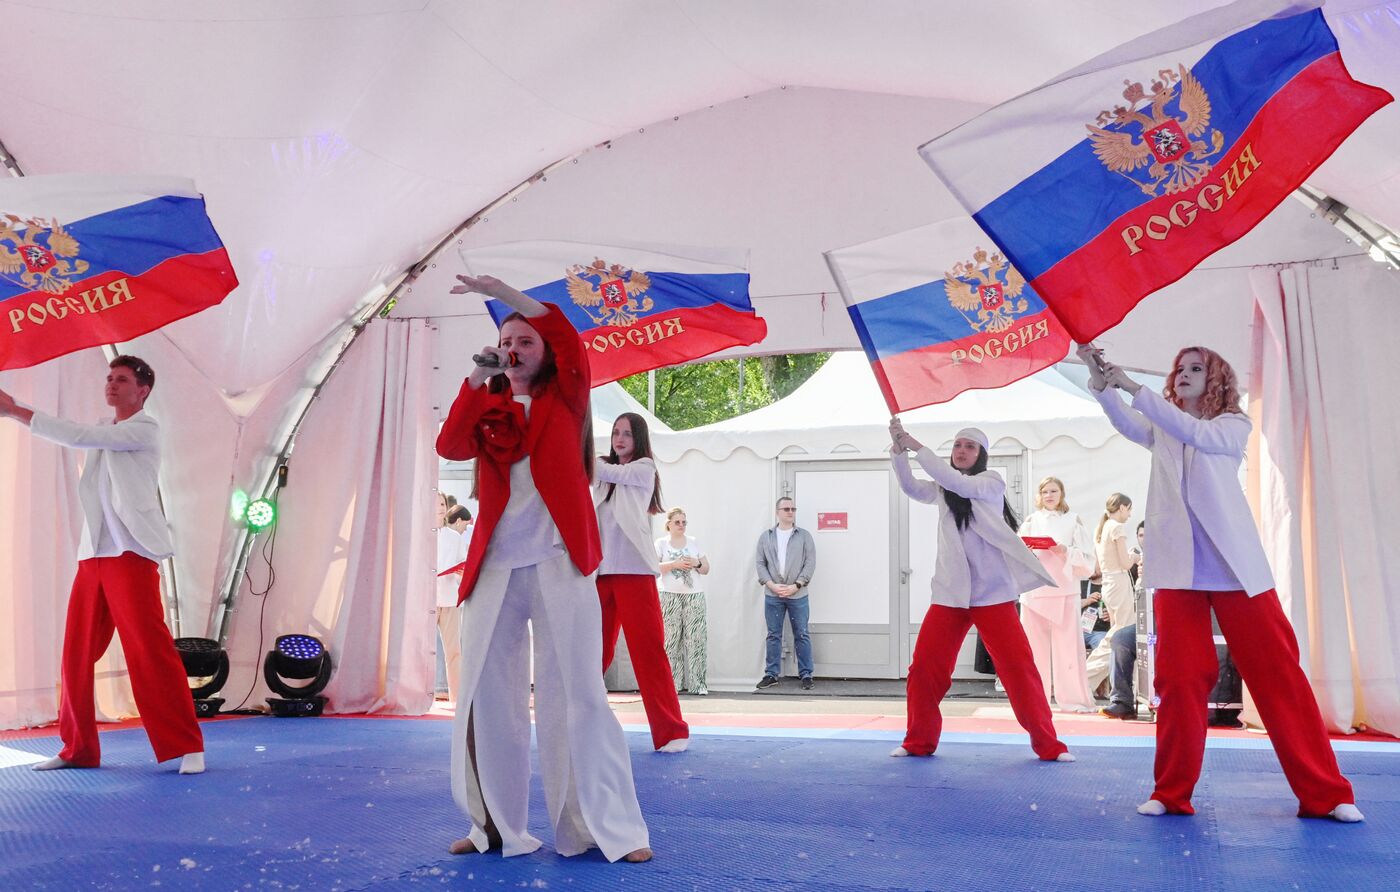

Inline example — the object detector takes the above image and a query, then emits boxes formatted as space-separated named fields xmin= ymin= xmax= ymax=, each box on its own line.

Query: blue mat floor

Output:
xmin=1 ymin=717 xmax=1397 ymax=890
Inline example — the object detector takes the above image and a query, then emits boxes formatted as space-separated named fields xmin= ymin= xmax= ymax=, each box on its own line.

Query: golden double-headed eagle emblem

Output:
xmin=565 ymin=258 xmax=655 ymax=328
xmin=0 ymin=214 xmax=90 ymax=294
xmin=1087 ymin=64 xmax=1225 ymax=197
xmin=943 ymin=248 xmax=1028 ymax=334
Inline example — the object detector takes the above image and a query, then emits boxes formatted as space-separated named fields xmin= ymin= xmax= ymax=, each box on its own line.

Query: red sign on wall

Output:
xmin=817 ymin=512 xmax=848 ymax=532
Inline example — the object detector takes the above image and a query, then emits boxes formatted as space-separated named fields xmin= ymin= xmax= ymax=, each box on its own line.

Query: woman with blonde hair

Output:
xmin=1085 ymin=493 xmax=1134 ymax=696
xmin=1080 ymin=342 xmax=1361 ymax=823
xmin=1018 ymin=477 xmax=1097 ymax=712
xmin=655 ymin=507 xmax=711 ymax=695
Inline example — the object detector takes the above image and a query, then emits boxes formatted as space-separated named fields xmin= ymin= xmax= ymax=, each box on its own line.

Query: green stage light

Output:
xmin=230 ymin=489 xmax=249 ymax=522
xmin=246 ymin=498 xmax=277 ymax=531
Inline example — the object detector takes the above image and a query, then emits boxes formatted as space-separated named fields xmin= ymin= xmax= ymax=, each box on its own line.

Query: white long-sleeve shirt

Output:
xmin=594 ymin=457 xmax=660 ymax=576
xmin=893 ymin=447 xmax=1053 ymax=608
xmin=1094 ymin=385 xmax=1272 ymax=596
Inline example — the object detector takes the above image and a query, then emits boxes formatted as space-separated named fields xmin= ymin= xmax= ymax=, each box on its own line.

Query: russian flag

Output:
xmin=919 ymin=0 xmax=1391 ymax=343
xmin=0 ymin=174 xmax=237 ymax=371
xmin=825 ymin=217 xmax=1072 ymax=415
xmin=460 ymin=240 xmax=767 ymax=386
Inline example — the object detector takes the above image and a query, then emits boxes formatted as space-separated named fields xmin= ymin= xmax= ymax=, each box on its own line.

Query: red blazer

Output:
xmin=436 ymin=304 xmax=600 ymax=602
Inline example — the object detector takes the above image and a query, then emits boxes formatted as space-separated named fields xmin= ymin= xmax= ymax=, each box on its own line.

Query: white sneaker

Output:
xmin=1330 ymin=803 xmax=1365 ymax=823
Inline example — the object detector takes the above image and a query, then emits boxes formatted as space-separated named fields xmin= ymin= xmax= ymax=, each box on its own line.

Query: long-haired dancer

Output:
xmin=889 ymin=420 xmax=1072 ymax=762
xmin=596 ymin=412 xmax=689 ymax=752
xmin=437 ymin=274 xmax=652 ymax=862
xmin=1079 ymin=342 xmax=1362 ymax=822
xmin=1018 ymin=477 xmax=1097 ymax=712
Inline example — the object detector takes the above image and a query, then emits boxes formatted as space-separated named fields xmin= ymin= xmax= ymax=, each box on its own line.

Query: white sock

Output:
xmin=1137 ymin=799 xmax=1167 ymax=816
xmin=179 ymin=752 xmax=206 ymax=775
xmin=889 ymin=746 xmax=911 ymax=757
xmin=1330 ymin=803 xmax=1364 ymax=823
xmin=657 ymin=738 xmax=689 ymax=753
xmin=1055 ymin=752 xmax=1076 ymax=762
xmin=31 ymin=756 xmax=83 ymax=771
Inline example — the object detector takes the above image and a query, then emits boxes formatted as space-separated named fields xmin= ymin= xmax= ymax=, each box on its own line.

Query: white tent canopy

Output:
xmin=2 ymin=0 xmax=1399 ymax=729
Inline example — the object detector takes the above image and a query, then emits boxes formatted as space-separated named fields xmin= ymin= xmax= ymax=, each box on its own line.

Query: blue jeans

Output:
xmin=1109 ymin=625 xmax=1137 ymax=708
xmin=1083 ymin=629 xmax=1107 ymax=652
xmin=764 ymin=594 xmax=813 ymax=678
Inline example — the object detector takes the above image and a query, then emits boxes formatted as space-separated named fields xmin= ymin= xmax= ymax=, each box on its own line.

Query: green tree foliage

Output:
xmin=619 ymin=353 xmax=831 ymax=431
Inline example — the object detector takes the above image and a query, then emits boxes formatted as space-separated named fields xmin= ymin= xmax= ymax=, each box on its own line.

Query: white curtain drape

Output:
xmin=219 ymin=318 xmax=438 ymax=716
xmin=1248 ymin=256 xmax=1400 ymax=735
xmin=0 ymin=349 xmax=141 ymax=730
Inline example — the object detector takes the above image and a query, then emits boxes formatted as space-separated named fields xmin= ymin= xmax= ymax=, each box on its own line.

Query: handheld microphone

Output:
xmin=472 ymin=351 xmax=518 ymax=370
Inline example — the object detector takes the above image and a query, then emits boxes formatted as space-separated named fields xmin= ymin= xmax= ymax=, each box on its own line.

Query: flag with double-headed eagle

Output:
xmin=0 ymin=174 xmax=238 ymax=370
xmin=826 ymin=216 xmax=1072 ymax=414
xmin=918 ymin=0 xmax=1391 ymax=343
xmin=460 ymin=240 xmax=766 ymax=386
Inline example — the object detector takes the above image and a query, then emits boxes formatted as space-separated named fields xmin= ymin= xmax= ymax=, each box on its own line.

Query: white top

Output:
xmin=594 ymin=456 xmax=660 ymax=576
xmin=436 ymin=526 xmax=468 ymax=607
xmin=656 ymin=535 xmax=706 ymax=595
xmin=892 ymin=447 xmax=1053 ymax=608
xmin=961 ymin=524 xmax=1019 ymax=606
xmin=1018 ymin=509 xmax=1094 ymax=594
xmin=94 ymin=460 xmax=156 ymax=560
xmin=29 ymin=409 xmax=174 ymax=561
xmin=482 ymin=397 xmax=565 ymax=571
xmin=774 ymin=526 xmax=795 ymax=577
xmin=1094 ymin=386 xmax=1273 ymax=596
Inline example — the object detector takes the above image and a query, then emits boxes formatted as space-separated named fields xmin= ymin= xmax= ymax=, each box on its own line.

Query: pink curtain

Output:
xmin=1249 ymin=257 xmax=1400 ymax=735
xmin=219 ymin=319 xmax=438 ymax=715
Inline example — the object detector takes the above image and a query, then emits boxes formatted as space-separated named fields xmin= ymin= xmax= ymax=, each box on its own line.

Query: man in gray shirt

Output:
xmin=755 ymin=496 xmax=817 ymax=690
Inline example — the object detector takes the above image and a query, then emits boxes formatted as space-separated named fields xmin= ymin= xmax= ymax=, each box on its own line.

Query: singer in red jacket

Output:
xmin=435 ymin=274 xmax=650 ymax=864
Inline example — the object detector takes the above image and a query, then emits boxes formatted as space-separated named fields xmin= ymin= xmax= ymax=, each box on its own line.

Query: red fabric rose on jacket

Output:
xmin=476 ymin=401 xmax=528 ymax=465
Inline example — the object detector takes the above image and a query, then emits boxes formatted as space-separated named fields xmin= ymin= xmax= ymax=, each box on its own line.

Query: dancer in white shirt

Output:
xmin=0 ymin=356 xmax=204 ymax=774
xmin=1080 ymin=342 xmax=1361 ymax=822
xmin=889 ymin=420 xmax=1072 ymax=762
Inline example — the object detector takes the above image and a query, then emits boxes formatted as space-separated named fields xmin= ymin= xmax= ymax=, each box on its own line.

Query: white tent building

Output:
xmin=646 ymin=352 xmax=1151 ymax=688
xmin=2 ymin=1 xmax=1398 ymax=735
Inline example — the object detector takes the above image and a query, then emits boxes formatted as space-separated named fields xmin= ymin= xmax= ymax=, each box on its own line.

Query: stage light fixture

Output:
xmin=174 ymin=637 xmax=230 ymax=718
xmin=264 ymin=634 xmax=332 ymax=717
xmin=246 ymin=498 xmax=277 ymax=530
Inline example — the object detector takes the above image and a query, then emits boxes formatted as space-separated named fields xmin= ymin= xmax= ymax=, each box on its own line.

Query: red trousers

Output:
xmin=598 ymin=574 xmax=689 ymax=749
xmin=1151 ymin=588 xmax=1353 ymax=816
xmin=904 ymin=601 xmax=1067 ymax=760
xmin=58 ymin=553 xmax=203 ymax=766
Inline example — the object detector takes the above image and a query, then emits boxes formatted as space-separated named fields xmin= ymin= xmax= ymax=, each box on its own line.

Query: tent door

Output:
xmin=781 ymin=459 xmax=903 ymax=679
xmin=900 ymin=451 xmax=1026 ymax=679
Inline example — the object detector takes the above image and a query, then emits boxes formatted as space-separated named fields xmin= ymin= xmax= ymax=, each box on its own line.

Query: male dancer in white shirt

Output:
xmin=0 ymin=355 xmax=205 ymax=773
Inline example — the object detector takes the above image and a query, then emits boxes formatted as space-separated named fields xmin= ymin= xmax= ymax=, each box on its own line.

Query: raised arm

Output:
xmin=452 ymin=274 xmax=547 ymax=318
xmin=1131 ymin=387 xmax=1249 ymax=456
xmin=911 ymin=448 xmax=1005 ymax=502
xmin=28 ymin=412 xmax=159 ymax=453
xmin=891 ymin=450 xmax=941 ymax=504
xmin=594 ymin=456 xmax=657 ymax=488
xmin=1078 ymin=345 xmax=1153 ymax=447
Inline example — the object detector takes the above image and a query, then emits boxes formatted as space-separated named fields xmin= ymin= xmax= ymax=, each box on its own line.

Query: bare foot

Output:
xmin=179 ymin=752 xmax=205 ymax=775
xmin=31 ymin=756 xmax=90 ymax=771
xmin=448 ymin=837 xmax=480 ymax=855
xmin=623 ymin=847 xmax=653 ymax=863
xmin=1055 ymin=752 xmax=1076 ymax=762
xmin=657 ymin=738 xmax=689 ymax=753
xmin=1137 ymin=799 xmax=1167 ymax=816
